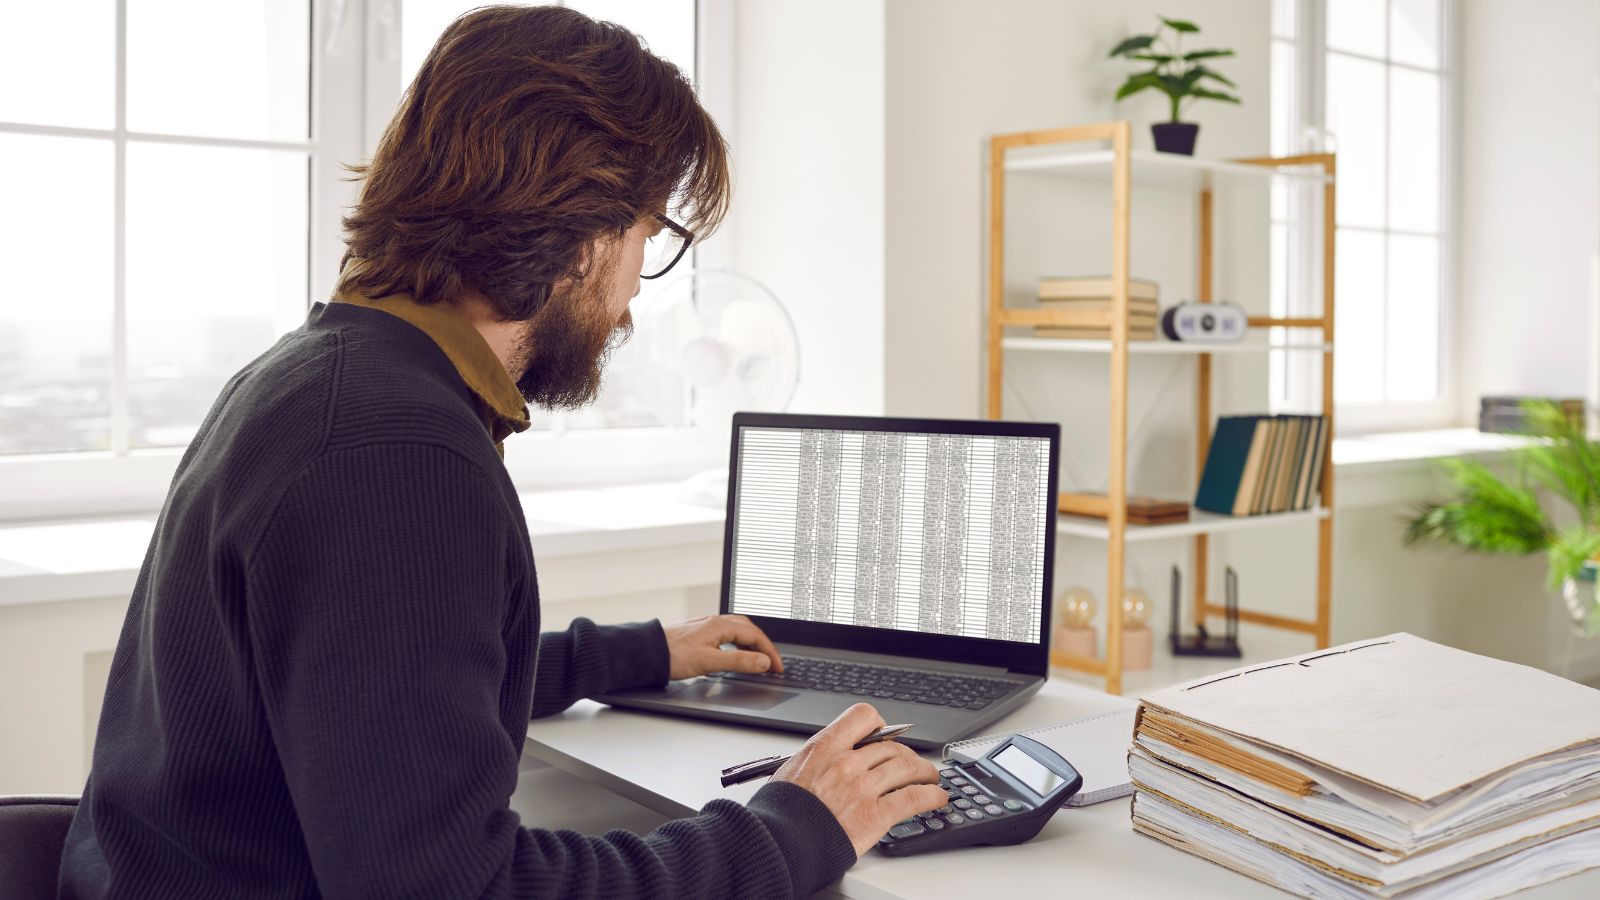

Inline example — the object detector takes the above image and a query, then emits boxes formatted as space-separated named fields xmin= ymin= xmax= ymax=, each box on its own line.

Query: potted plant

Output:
xmin=1109 ymin=17 xmax=1240 ymax=155
xmin=1404 ymin=400 xmax=1600 ymax=636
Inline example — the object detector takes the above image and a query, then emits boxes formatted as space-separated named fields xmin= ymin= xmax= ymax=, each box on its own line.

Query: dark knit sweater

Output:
xmin=58 ymin=300 xmax=856 ymax=899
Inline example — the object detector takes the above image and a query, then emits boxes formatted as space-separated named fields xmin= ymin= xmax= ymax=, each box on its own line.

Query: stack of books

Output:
xmin=1478 ymin=395 xmax=1584 ymax=434
xmin=1033 ymin=276 xmax=1160 ymax=340
xmin=1193 ymin=414 xmax=1327 ymax=517
xmin=1058 ymin=492 xmax=1189 ymax=525
xmin=1129 ymin=634 xmax=1600 ymax=898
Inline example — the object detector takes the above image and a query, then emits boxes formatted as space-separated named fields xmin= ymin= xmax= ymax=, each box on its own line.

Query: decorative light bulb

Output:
xmin=1058 ymin=587 xmax=1097 ymax=629
xmin=1122 ymin=587 xmax=1152 ymax=629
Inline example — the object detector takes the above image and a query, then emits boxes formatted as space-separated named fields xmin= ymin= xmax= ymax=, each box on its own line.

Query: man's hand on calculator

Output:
xmin=770 ymin=703 xmax=947 ymax=857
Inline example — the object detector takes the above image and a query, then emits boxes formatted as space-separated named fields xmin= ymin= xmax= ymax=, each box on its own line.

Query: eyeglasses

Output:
xmin=641 ymin=213 xmax=694 ymax=280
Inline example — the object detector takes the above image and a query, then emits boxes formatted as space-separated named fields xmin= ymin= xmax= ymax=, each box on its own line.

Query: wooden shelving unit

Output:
xmin=985 ymin=120 xmax=1337 ymax=694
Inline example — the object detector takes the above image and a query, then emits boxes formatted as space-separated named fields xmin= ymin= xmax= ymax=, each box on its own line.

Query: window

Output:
xmin=1 ymin=0 xmax=726 ymax=521
xmin=0 ymin=1 xmax=313 ymax=458
xmin=1270 ymin=0 xmax=1454 ymax=430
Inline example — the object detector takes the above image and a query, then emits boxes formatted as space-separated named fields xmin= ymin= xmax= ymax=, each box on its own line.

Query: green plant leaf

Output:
xmin=1515 ymin=399 xmax=1600 ymax=528
xmin=1131 ymin=53 xmax=1176 ymax=63
xmin=1115 ymin=72 xmax=1163 ymax=101
xmin=1546 ymin=526 xmax=1600 ymax=591
xmin=1184 ymin=49 xmax=1235 ymax=61
xmin=1403 ymin=458 xmax=1553 ymax=556
xmin=1109 ymin=35 xmax=1156 ymax=57
xmin=1161 ymin=17 xmax=1199 ymax=33
xmin=1195 ymin=66 xmax=1236 ymax=88
xmin=1191 ymin=86 xmax=1242 ymax=104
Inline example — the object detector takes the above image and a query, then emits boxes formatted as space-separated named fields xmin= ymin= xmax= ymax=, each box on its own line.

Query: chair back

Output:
xmin=0 ymin=795 xmax=81 ymax=900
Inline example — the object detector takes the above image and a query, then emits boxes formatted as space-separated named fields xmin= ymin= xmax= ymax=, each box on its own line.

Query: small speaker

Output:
xmin=1160 ymin=301 xmax=1249 ymax=343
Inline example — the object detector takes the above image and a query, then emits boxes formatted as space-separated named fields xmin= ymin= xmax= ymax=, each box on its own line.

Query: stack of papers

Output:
xmin=1129 ymin=634 xmax=1600 ymax=898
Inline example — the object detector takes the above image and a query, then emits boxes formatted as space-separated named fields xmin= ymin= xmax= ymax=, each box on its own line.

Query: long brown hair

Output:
xmin=336 ymin=4 xmax=730 ymax=321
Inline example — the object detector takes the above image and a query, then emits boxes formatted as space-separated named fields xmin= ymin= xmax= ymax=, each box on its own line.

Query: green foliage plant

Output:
xmin=1405 ymin=400 xmax=1600 ymax=590
xmin=1109 ymin=16 xmax=1241 ymax=122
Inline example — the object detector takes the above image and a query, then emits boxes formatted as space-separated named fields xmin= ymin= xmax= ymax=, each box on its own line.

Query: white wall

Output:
xmin=1457 ymin=0 xmax=1600 ymax=421
xmin=725 ymin=0 xmax=888 ymax=416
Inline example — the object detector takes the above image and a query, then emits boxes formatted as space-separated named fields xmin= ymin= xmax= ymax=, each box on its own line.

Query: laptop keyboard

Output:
xmin=710 ymin=655 xmax=1015 ymax=710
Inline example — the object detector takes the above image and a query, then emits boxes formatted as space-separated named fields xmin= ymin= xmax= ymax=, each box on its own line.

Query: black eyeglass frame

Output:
xmin=641 ymin=213 xmax=694 ymax=280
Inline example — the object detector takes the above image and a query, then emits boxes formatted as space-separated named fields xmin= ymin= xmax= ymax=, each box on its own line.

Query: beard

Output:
xmin=510 ymin=265 xmax=635 ymax=411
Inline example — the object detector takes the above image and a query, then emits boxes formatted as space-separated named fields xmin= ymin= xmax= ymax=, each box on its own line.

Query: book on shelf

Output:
xmin=1058 ymin=492 xmax=1189 ymax=524
xmin=1038 ymin=275 xmax=1160 ymax=301
xmin=1195 ymin=414 xmax=1327 ymax=517
xmin=1037 ymin=296 xmax=1161 ymax=315
xmin=1130 ymin=634 xmax=1600 ymax=898
xmin=1033 ymin=325 xmax=1159 ymax=341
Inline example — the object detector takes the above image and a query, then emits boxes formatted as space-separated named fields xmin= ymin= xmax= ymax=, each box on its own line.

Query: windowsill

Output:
xmin=0 ymin=480 xmax=726 ymax=610
xmin=0 ymin=429 xmax=1528 ymax=609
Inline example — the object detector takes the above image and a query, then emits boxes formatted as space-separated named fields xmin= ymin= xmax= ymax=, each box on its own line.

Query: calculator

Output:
xmin=876 ymin=733 xmax=1083 ymax=856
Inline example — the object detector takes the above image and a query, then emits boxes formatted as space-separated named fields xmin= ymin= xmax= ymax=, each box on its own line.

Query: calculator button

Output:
xmin=972 ymin=794 xmax=992 ymax=805
xmin=1003 ymin=799 xmax=1027 ymax=812
xmin=940 ymin=768 xmax=959 ymax=779
xmin=888 ymin=822 xmax=926 ymax=839
xmin=938 ymin=805 xmax=954 ymax=815
xmin=966 ymin=809 xmax=986 ymax=821
xmin=925 ymin=818 xmax=946 ymax=831
xmin=953 ymin=799 xmax=974 ymax=810
xmin=960 ymin=786 xmax=979 ymax=796
xmin=916 ymin=810 xmax=939 ymax=819
xmin=984 ymin=804 xmax=1004 ymax=816
xmin=948 ymin=776 xmax=969 ymax=786
xmin=944 ymin=813 xmax=965 ymax=825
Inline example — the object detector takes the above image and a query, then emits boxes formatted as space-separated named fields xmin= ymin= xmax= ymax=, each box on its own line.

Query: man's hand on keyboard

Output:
xmin=770 ymin=703 xmax=946 ymax=858
xmin=663 ymin=613 xmax=785 ymax=680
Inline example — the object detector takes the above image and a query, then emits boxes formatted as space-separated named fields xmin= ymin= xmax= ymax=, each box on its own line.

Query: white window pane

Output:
xmin=0 ymin=135 xmax=115 ymax=455
xmin=1326 ymin=53 xmax=1387 ymax=229
xmin=1390 ymin=68 xmax=1441 ymax=233
xmin=1335 ymin=228 xmax=1385 ymax=404
xmin=1271 ymin=40 xmax=1297 ymax=161
xmin=125 ymin=143 xmax=308 ymax=450
xmin=1391 ymin=0 xmax=1441 ymax=69
xmin=1385 ymin=234 xmax=1439 ymax=402
xmin=0 ymin=1 xmax=115 ymax=129
xmin=1272 ymin=0 xmax=1296 ymax=40
xmin=1327 ymin=0 xmax=1386 ymax=58
xmin=127 ymin=0 xmax=310 ymax=141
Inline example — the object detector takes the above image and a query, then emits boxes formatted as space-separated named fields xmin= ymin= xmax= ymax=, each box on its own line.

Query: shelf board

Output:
xmin=1003 ymin=336 xmax=1330 ymax=354
xmin=1003 ymin=147 xmax=1332 ymax=188
xmin=1056 ymin=506 xmax=1329 ymax=542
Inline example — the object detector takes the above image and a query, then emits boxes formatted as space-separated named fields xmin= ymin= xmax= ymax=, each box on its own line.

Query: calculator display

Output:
xmin=992 ymin=745 xmax=1064 ymax=796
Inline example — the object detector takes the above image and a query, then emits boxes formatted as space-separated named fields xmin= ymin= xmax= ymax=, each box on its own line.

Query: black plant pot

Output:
xmin=1152 ymin=121 xmax=1200 ymax=155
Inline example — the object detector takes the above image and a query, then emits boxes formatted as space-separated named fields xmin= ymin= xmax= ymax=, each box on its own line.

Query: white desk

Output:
xmin=521 ymin=679 xmax=1600 ymax=899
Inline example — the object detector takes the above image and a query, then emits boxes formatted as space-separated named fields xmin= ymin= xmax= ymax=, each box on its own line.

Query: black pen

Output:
xmin=719 ymin=724 xmax=916 ymax=788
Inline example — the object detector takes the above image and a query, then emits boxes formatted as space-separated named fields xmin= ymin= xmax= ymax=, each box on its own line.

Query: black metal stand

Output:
xmin=1168 ymin=564 xmax=1242 ymax=657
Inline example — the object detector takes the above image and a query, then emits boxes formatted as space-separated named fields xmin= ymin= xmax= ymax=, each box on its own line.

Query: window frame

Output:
xmin=0 ymin=0 xmax=734 ymax=524
xmin=1271 ymin=0 xmax=1461 ymax=434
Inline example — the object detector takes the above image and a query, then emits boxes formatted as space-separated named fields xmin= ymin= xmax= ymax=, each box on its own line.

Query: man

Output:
xmin=58 ymin=6 xmax=944 ymax=899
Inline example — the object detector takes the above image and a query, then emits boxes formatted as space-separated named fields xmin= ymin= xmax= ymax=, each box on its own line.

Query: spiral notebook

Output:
xmin=942 ymin=708 xmax=1137 ymax=807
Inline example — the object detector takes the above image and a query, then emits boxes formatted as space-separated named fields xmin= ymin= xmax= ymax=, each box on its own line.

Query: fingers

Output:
xmin=719 ymin=649 xmax=774 ymax=673
xmin=719 ymin=615 xmax=784 ymax=673
xmin=883 ymin=783 xmax=950 ymax=822
xmin=856 ymin=740 xmax=917 ymax=772
xmin=868 ymin=748 xmax=940 ymax=795
xmin=819 ymin=703 xmax=886 ymax=749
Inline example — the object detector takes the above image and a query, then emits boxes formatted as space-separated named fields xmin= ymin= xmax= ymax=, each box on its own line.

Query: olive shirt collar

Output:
xmin=332 ymin=292 xmax=532 ymax=459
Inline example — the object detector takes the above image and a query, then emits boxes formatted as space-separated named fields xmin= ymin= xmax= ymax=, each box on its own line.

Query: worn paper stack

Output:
xmin=1129 ymin=634 xmax=1600 ymax=898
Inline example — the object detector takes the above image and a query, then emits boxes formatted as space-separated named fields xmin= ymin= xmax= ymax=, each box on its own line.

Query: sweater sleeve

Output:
xmin=531 ymin=618 xmax=671 ymax=719
xmin=244 ymin=443 xmax=855 ymax=899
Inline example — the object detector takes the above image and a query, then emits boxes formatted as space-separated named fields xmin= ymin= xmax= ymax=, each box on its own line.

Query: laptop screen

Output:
xmin=724 ymin=415 xmax=1055 ymax=652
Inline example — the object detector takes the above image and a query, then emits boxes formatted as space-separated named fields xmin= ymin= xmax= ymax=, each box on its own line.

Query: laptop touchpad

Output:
xmin=669 ymin=678 xmax=796 ymax=710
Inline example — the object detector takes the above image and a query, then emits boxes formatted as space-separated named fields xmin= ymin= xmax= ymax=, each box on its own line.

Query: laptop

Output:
xmin=595 ymin=412 xmax=1060 ymax=751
